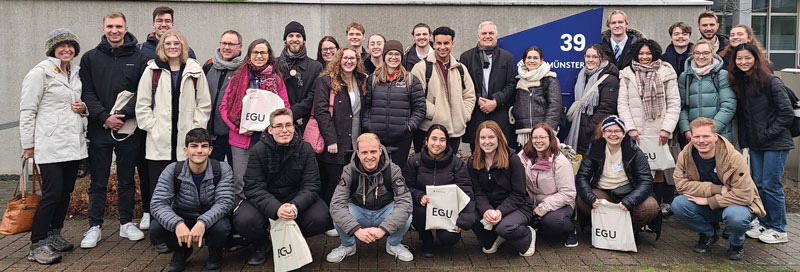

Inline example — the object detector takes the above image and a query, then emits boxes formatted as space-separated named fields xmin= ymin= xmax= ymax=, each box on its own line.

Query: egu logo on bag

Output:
xmin=278 ymin=244 xmax=293 ymax=257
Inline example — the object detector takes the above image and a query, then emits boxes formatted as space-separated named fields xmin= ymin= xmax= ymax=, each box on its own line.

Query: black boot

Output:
xmin=692 ymin=230 xmax=719 ymax=253
xmin=420 ymin=231 xmax=434 ymax=258
xmin=167 ymin=247 xmax=193 ymax=272
xmin=727 ymin=244 xmax=744 ymax=260
xmin=247 ymin=243 xmax=270 ymax=265
xmin=206 ymin=247 xmax=223 ymax=270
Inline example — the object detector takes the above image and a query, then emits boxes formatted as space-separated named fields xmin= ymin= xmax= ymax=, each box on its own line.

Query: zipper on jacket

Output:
xmin=529 ymin=90 xmax=534 ymax=128
xmin=433 ymin=160 xmax=437 ymax=186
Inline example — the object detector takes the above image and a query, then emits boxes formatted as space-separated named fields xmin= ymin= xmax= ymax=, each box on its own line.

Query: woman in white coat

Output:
xmin=20 ymin=28 xmax=87 ymax=265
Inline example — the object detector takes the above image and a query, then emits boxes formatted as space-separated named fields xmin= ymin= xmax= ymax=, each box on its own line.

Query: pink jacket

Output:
xmin=519 ymin=151 xmax=576 ymax=215
xmin=219 ymin=76 xmax=290 ymax=149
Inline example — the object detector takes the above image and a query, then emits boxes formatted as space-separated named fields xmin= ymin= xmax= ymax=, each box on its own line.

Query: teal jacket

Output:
xmin=678 ymin=55 xmax=736 ymax=141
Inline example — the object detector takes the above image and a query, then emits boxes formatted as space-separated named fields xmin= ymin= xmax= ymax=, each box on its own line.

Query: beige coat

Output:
xmin=617 ymin=60 xmax=681 ymax=137
xmin=136 ymin=59 xmax=211 ymax=161
xmin=410 ymin=54 xmax=476 ymax=137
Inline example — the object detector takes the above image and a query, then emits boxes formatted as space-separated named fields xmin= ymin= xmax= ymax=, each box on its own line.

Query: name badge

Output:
xmin=395 ymin=82 xmax=407 ymax=88
xmin=612 ymin=162 xmax=623 ymax=173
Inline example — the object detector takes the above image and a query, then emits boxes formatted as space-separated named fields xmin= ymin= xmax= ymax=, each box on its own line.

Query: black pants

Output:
xmin=385 ymin=136 xmax=413 ymax=171
xmin=87 ymin=131 xmax=141 ymax=227
xmin=411 ymin=204 xmax=462 ymax=246
xmin=150 ymin=215 xmax=230 ymax=253
xmin=537 ymin=205 xmax=574 ymax=241
xmin=137 ymin=131 xmax=152 ymax=213
xmin=210 ymin=134 xmax=233 ymax=166
xmin=412 ymin=129 xmax=461 ymax=154
xmin=472 ymin=210 xmax=533 ymax=253
xmin=31 ymin=160 xmax=80 ymax=243
xmin=318 ymin=160 xmax=345 ymax=207
xmin=147 ymin=160 xmax=175 ymax=245
xmin=232 ymin=198 xmax=332 ymax=247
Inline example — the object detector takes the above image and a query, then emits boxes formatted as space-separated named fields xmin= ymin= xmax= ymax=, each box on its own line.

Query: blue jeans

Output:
xmin=749 ymin=150 xmax=788 ymax=232
xmin=672 ymin=195 xmax=753 ymax=246
xmin=334 ymin=202 xmax=412 ymax=247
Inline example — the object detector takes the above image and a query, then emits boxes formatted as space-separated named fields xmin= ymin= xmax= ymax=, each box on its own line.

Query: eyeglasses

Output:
xmin=322 ymin=47 xmax=338 ymax=53
xmin=342 ymin=56 xmax=357 ymax=62
xmin=603 ymin=129 xmax=624 ymax=135
xmin=154 ymin=19 xmax=173 ymax=25
xmin=694 ymin=51 xmax=713 ymax=57
xmin=271 ymin=123 xmax=294 ymax=131
xmin=385 ymin=52 xmax=402 ymax=58
xmin=530 ymin=135 xmax=549 ymax=141
xmin=251 ymin=51 xmax=269 ymax=57
xmin=220 ymin=42 xmax=240 ymax=48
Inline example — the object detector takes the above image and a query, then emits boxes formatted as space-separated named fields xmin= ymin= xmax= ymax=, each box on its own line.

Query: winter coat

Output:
xmin=617 ymin=60 xmax=681 ymax=138
xmin=219 ymin=74 xmax=290 ymax=150
xmin=736 ymin=76 xmax=795 ymax=151
xmin=150 ymin=160 xmax=235 ymax=232
xmin=575 ymin=65 xmax=620 ymax=155
xmin=575 ymin=137 xmax=654 ymax=211
xmin=512 ymin=76 xmax=562 ymax=131
xmin=243 ymin=132 xmax=321 ymax=220
xmin=402 ymin=43 xmax=432 ymax=71
xmin=677 ymin=56 xmax=736 ymax=141
xmin=410 ymin=54 xmax=476 ymax=137
xmin=80 ymin=33 xmax=148 ymax=135
xmin=136 ymin=59 xmax=211 ymax=161
xmin=20 ymin=57 xmax=88 ymax=164
xmin=403 ymin=146 xmax=476 ymax=229
xmin=519 ymin=152 xmax=576 ymax=215
xmin=205 ymin=56 xmax=240 ymax=136
xmin=459 ymin=46 xmax=516 ymax=145
xmin=277 ymin=54 xmax=324 ymax=125
xmin=600 ymin=28 xmax=646 ymax=70
xmin=363 ymin=72 xmax=426 ymax=144
xmin=661 ymin=43 xmax=693 ymax=76
xmin=139 ymin=32 xmax=196 ymax=61
xmin=330 ymin=145 xmax=412 ymax=235
xmin=313 ymin=75 xmax=367 ymax=164
xmin=468 ymin=153 xmax=533 ymax=219
xmin=707 ymin=34 xmax=730 ymax=54
xmin=674 ymin=135 xmax=765 ymax=217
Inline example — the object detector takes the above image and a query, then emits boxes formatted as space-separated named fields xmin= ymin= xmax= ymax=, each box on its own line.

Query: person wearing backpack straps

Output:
xmin=205 ymin=30 xmax=244 ymax=166
xmin=150 ymin=128 xmax=235 ymax=271
xmin=729 ymin=43 xmax=794 ymax=244
xmin=511 ymin=46 xmax=564 ymax=148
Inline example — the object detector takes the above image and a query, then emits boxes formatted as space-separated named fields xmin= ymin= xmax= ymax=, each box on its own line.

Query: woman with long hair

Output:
xmin=511 ymin=46 xmax=563 ymax=145
xmin=317 ymin=36 xmax=340 ymax=68
xmin=364 ymin=34 xmax=385 ymax=74
xmin=718 ymin=25 xmax=767 ymax=70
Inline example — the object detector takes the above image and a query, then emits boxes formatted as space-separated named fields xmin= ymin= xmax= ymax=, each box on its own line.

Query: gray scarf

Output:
xmin=279 ymin=46 xmax=308 ymax=87
xmin=565 ymin=60 xmax=609 ymax=149
xmin=478 ymin=44 xmax=496 ymax=97
xmin=212 ymin=49 xmax=244 ymax=70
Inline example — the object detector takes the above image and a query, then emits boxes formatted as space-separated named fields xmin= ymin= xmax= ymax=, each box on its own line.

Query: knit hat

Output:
xmin=382 ymin=40 xmax=403 ymax=60
xmin=46 ymin=28 xmax=80 ymax=57
xmin=283 ymin=21 xmax=305 ymax=41
xmin=601 ymin=115 xmax=626 ymax=132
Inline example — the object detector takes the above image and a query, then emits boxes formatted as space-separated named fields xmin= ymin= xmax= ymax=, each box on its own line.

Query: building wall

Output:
xmin=0 ymin=0 xmax=706 ymax=174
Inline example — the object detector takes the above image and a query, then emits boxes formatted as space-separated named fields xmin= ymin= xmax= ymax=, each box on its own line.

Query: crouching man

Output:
xmin=150 ymin=128 xmax=235 ymax=271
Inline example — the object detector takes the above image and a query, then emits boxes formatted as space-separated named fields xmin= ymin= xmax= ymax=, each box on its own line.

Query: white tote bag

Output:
xmin=239 ymin=89 xmax=286 ymax=134
xmin=591 ymin=199 xmax=637 ymax=252
xmin=110 ymin=90 xmax=137 ymax=141
xmin=638 ymin=135 xmax=675 ymax=171
xmin=425 ymin=184 xmax=471 ymax=231
xmin=269 ymin=218 xmax=313 ymax=272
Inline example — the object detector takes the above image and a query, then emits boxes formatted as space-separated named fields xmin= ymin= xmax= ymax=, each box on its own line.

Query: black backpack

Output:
xmin=424 ymin=60 xmax=467 ymax=92
xmin=172 ymin=159 xmax=222 ymax=191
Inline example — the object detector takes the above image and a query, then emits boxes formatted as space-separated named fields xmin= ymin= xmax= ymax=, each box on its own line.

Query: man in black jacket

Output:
xmin=79 ymin=11 xmax=148 ymax=249
xmin=232 ymin=108 xmax=332 ymax=265
xmin=697 ymin=10 xmax=729 ymax=54
xmin=662 ymin=22 xmax=694 ymax=77
xmin=277 ymin=21 xmax=323 ymax=131
xmin=139 ymin=6 xmax=196 ymax=61
xmin=600 ymin=10 xmax=645 ymax=70
xmin=459 ymin=21 xmax=516 ymax=150
xmin=403 ymin=23 xmax=434 ymax=71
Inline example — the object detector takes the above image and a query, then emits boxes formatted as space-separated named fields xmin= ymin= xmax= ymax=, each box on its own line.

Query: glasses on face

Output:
xmin=604 ymin=129 xmax=624 ymax=135
xmin=342 ymin=56 xmax=357 ymax=62
xmin=251 ymin=51 xmax=268 ymax=57
xmin=154 ymin=19 xmax=173 ymax=25
xmin=694 ymin=51 xmax=713 ymax=57
xmin=272 ymin=123 xmax=294 ymax=131
xmin=531 ymin=135 xmax=549 ymax=141
xmin=220 ymin=42 xmax=240 ymax=48
xmin=322 ymin=47 xmax=337 ymax=53
xmin=585 ymin=55 xmax=600 ymax=60
xmin=385 ymin=52 xmax=402 ymax=58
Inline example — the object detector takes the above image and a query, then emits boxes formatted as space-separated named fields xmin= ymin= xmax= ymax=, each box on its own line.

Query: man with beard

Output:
xmin=204 ymin=30 xmax=244 ymax=165
xmin=697 ymin=10 xmax=729 ymax=54
xmin=277 ymin=21 xmax=323 ymax=131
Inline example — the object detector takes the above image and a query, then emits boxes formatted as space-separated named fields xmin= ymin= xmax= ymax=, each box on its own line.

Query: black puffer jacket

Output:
xmin=512 ymin=76 xmax=563 ymax=131
xmin=468 ymin=153 xmax=532 ymax=219
xmin=243 ymin=132 xmax=321 ymax=219
xmin=575 ymin=65 xmax=620 ymax=155
xmin=363 ymin=73 xmax=426 ymax=144
xmin=459 ymin=46 xmax=517 ymax=145
xmin=313 ymin=75 xmax=367 ymax=164
xmin=575 ymin=137 xmax=654 ymax=211
xmin=736 ymin=76 xmax=795 ymax=151
xmin=278 ymin=54 xmax=324 ymax=125
xmin=404 ymin=146 xmax=475 ymax=229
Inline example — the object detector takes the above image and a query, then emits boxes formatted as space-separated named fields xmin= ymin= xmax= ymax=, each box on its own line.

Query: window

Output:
xmin=770 ymin=16 xmax=797 ymax=50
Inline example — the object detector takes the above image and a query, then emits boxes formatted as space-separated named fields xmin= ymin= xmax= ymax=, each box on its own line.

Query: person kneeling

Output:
xmin=150 ymin=128 xmax=235 ymax=272
xmin=671 ymin=117 xmax=765 ymax=260
xmin=232 ymin=108 xmax=332 ymax=265
xmin=327 ymin=133 xmax=414 ymax=262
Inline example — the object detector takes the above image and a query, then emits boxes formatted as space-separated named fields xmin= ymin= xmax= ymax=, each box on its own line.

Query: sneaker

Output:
xmin=692 ymin=231 xmax=719 ymax=253
xmin=758 ymin=229 xmax=789 ymax=244
xmin=326 ymin=244 xmax=356 ymax=263
xmin=28 ymin=241 xmax=62 ymax=265
xmin=519 ymin=226 xmax=536 ymax=257
xmin=80 ymin=225 xmax=102 ymax=248
xmin=660 ymin=203 xmax=673 ymax=216
xmin=120 ymin=222 xmax=145 ymax=241
xmin=564 ymin=228 xmax=579 ymax=248
xmin=139 ymin=213 xmax=150 ymax=231
xmin=167 ymin=247 xmax=193 ymax=272
xmin=154 ymin=243 xmax=172 ymax=254
xmin=48 ymin=228 xmax=74 ymax=252
xmin=325 ymin=229 xmax=339 ymax=237
xmin=727 ymin=244 xmax=744 ymax=260
xmin=386 ymin=243 xmax=414 ymax=262
xmin=481 ymin=236 xmax=506 ymax=254
xmin=247 ymin=243 xmax=270 ymax=265
xmin=745 ymin=220 xmax=766 ymax=239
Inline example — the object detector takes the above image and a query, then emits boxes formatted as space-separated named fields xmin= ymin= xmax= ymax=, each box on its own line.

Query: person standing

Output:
xmin=600 ymin=10 xmax=645 ymax=70
xmin=364 ymin=34 xmax=385 ymax=74
xmin=345 ymin=22 xmax=368 ymax=60
xmin=511 ymin=46 xmax=563 ymax=146
xmin=205 ymin=30 xmax=244 ymax=165
xmin=316 ymin=36 xmax=339 ymax=68
xmin=278 ymin=21 xmax=324 ymax=131
xmin=139 ymin=6 xmax=196 ymax=60
xmin=662 ymin=22 xmax=694 ymax=76
xmin=696 ymin=10 xmax=729 ymax=54
xmin=403 ymin=23 xmax=434 ymax=71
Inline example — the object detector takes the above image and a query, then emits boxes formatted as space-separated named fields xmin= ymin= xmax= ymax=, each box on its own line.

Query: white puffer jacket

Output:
xmin=617 ymin=60 xmax=681 ymax=138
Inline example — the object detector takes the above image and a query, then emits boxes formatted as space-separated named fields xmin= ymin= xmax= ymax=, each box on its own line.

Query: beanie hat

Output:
xmin=382 ymin=40 xmax=403 ymax=60
xmin=601 ymin=115 xmax=626 ymax=132
xmin=283 ymin=21 xmax=306 ymax=41
xmin=46 ymin=28 xmax=80 ymax=58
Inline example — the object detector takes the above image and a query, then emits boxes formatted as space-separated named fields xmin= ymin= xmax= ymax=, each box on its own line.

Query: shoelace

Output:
xmin=389 ymin=244 xmax=410 ymax=260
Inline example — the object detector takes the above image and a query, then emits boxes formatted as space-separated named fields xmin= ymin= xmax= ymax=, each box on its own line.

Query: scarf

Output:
xmin=516 ymin=59 xmax=556 ymax=90
xmin=224 ymin=62 xmax=279 ymax=128
xmin=631 ymin=60 xmax=666 ymax=120
xmin=565 ymin=61 xmax=609 ymax=149
xmin=211 ymin=49 xmax=244 ymax=70
xmin=278 ymin=46 xmax=308 ymax=87
xmin=690 ymin=56 xmax=719 ymax=80
xmin=478 ymin=44 xmax=496 ymax=97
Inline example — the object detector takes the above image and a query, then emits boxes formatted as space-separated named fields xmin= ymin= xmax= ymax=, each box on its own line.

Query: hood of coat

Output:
xmin=683 ymin=54 xmax=725 ymax=75
xmin=349 ymin=143 xmax=392 ymax=176
xmin=97 ymin=32 xmax=139 ymax=56
xmin=601 ymin=27 xmax=646 ymax=43
xmin=38 ymin=57 xmax=80 ymax=78
xmin=146 ymin=58 xmax=204 ymax=78
xmin=419 ymin=145 xmax=456 ymax=169
xmin=423 ymin=51 xmax=462 ymax=69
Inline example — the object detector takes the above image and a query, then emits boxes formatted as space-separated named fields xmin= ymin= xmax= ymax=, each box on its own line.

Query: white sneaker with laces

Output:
xmin=519 ymin=226 xmax=537 ymax=257
xmin=325 ymin=229 xmax=339 ymax=237
xmin=120 ymin=222 xmax=145 ymax=241
xmin=386 ymin=243 xmax=414 ymax=262
xmin=482 ymin=236 xmax=506 ymax=254
xmin=80 ymin=225 xmax=102 ymax=248
xmin=326 ymin=244 xmax=356 ymax=263
xmin=745 ymin=219 xmax=766 ymax=239
xmin=139 ymin=213 xmax=150 ymax=231
xmin=758 ymin=229 xmax=789 ymax=244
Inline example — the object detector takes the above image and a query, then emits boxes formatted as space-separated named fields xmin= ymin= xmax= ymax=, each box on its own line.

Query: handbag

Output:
xmin=269 ymin=217 xmax=313 ymax=272
xmin=638 ymin=135 xmax=676 ymax=171
xmin=425 ymin=184 xmax=471 ymax=231
xmin=0 ymin=159 xmax=43 ymax=235
xmin=591 ymin=199 xmax=637 ymax=252
xmin=303 ymin=90 xmax=334 ymax=154
xmin=239 ymin=89 xmax=287 ymax=134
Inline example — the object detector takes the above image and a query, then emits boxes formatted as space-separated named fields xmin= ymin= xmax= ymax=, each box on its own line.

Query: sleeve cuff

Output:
xmin=710 ymin=185 xmax=723 ymax=195
xmin=708 ymin=196 xmax=721 ymax=210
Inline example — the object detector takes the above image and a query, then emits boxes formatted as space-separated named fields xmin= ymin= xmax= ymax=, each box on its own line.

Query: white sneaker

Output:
xmin=745 ymin=219 xmax=766 ymax=239
xmin=386 ymin=243 xmax=414 ymax=262
xmin=120 ymin=222 xmax=145 ymax=241
xmin=758 ymin=229 xmax=789 ymax=244
xmin=519 ymin=226 xmax=537 ymax=257
xmin=481 ymin=236 xmax=506 ymax=254
xmin=139 ymin=213 xmax=150 ymax=231
xmin=80 ymin=225 xmax=102 ymax=248
xmin=326 ymin=244 xmax=356 ymax=263
xmin=325 ymin=229 xmax=339 ymax=237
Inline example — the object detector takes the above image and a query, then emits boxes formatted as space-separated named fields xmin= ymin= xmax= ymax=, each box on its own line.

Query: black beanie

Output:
xmin=284 ymin=21 xmax=306 ymax=41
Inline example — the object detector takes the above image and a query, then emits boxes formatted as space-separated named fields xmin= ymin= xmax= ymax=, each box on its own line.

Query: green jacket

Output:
xmin=678 ymin=55 xmax=736 ymax=141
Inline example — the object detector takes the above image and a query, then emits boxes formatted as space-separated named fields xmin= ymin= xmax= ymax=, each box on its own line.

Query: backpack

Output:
xmin=202 ymin=59 xmax=213 ymax=75
xmin=150 ymin=69 xmax=198 ymax=108
xmin=172 ymin=159 xmax=222 ymax=192
xmin=772 ymin=76 xmax=800 ymax=137
xmin=349 ymin=166 xmax=394 ymax=197
xmin=424 ymin=60 xmax=466 ymax=92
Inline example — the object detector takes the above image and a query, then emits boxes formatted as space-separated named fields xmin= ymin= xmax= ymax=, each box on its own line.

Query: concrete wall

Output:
xmin=0 ymin=0 xmax=706 ymax=174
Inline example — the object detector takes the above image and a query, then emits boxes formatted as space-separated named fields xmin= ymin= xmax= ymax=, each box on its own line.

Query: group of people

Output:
xmin=18 ymin=4 xmax=794 ymax=271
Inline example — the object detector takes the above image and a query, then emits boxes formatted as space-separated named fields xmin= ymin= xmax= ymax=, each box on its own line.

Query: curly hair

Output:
xmin=321 ymin=46 xmax=367 ymax=95
xmin=630 ymin=38 xmax=662 ymax=63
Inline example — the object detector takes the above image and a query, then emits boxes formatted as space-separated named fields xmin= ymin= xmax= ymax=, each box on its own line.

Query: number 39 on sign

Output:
xmin=560 ymin=33 xmax=586 ymax=52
